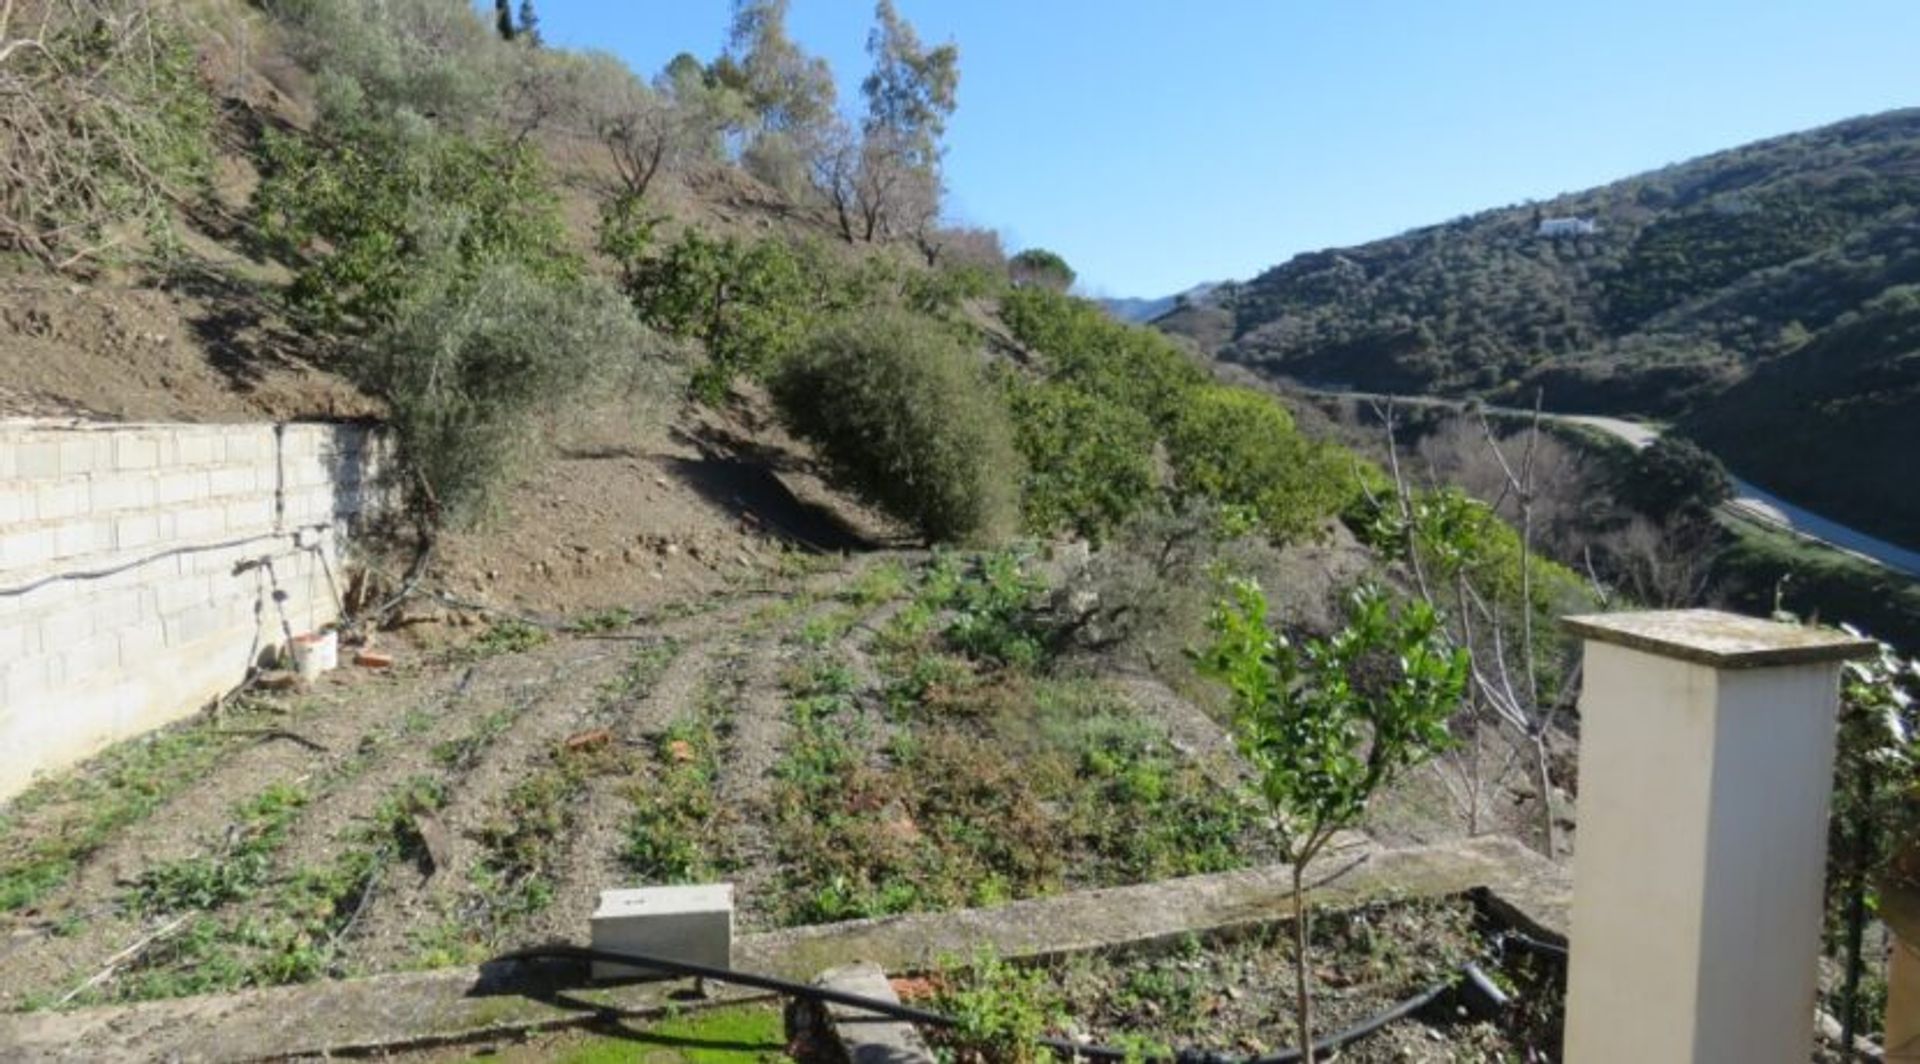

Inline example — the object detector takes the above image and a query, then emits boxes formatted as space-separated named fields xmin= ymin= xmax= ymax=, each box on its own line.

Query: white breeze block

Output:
xmin=590 ymin=883 xmax=734 ymax=982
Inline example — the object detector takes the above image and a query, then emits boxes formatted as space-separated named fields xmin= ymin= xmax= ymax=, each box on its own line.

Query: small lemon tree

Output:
xmin=1200 ymin=580 xmax=1466 ymax=1064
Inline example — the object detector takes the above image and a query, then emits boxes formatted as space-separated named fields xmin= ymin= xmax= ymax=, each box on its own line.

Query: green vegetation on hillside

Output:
xmin=1182 ymin=110 xmax=1920 ymax=550
xmin=776 ymin=310 xmax=1021 ymax=544
xmin=1687 ymin=284 xmax=1920 ymax=546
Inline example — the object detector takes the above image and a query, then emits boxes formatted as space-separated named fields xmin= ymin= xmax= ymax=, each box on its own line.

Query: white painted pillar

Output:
xmin=1561 ymin=609 xmax=1872 ymax=1064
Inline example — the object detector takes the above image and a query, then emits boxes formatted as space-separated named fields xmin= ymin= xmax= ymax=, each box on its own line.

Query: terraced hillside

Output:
xmin=0 ymin=550 xmax=1330 ymax=1012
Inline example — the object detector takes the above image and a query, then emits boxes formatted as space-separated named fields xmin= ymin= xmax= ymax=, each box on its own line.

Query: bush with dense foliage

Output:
xmin=774 ymin=310 xmax=1019 ymax=544
xmin=257 ymin=115 xmax=576 ymax=330
xmin=1622 ymin=436 xmax=1733 ymax=519
xmin=253 ymin=82 xmax=665 ymax=525
xmin=999 ymin=287 xmax=1207 ymax=427
xmin=1003 ymin=379 xmax=1157 ymax=542
xmin=614 ymin=228 xmax=814 ymax=401
xmin=1165 ymin=386 xmax=1355 ymax=544
xmin=1008 ymin=248 xmax=1075 ymax=292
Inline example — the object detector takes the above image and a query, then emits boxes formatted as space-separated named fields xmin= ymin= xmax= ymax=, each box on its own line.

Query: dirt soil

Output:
xmin=0 ymin=266 xmax=376 ymax=422
xmin=423 ymin=396 xmax=911 ymax=621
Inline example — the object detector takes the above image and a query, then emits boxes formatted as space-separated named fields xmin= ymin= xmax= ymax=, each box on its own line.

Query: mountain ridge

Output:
xmin=1160 ymin=107 xmax=1920 ymax=548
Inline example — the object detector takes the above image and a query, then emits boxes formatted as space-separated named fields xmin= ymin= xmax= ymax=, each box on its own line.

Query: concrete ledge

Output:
xmin=812 ymin=962 xmax=936 ymax=1064
xmin=0 ymin=836 xmax=1566 ymax=1062
xmin=1562 ymin=609 xmax=1874 ymax=669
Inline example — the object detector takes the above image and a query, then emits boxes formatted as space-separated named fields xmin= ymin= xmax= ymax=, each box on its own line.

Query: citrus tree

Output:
xmin=1200 ymin=579 xmax=1466 ymax=1063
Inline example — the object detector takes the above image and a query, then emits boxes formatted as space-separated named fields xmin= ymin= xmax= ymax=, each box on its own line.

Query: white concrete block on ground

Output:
xmin=591 ymin=883 xmax=734 ymax=981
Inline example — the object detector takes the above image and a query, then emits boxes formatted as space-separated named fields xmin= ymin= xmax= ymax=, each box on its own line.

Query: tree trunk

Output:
xmin=1532 ymin=737 xmax=1556 ymax=857
xmin=1292 ymin=862 xmax=1315 ymax=1064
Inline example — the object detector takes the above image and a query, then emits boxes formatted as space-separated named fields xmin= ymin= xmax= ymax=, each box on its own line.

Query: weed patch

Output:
xmin=837 ymin=560 xmax=910 ymax=608
xmin=763 ymin=554 xmax=1256 ymax=926
xmin=0 ymin=705 xmax=286 ymax=913
xmin=131 ymin=784 xmax=310 ymax=914
xmin=623 ymin=678 xmax=733 ymax=884
xmin=458 ymin=619 xmax=551 ymax=660
xmin=569 ymin=608 xmax=636 ymax=634
xmin=430 ymin=643 xmax=681 ymax=961
xmin=98 ymin=776 xmax=448 ymax=1004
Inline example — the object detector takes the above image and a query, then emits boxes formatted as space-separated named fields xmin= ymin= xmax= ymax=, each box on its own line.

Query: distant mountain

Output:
xmin=1099 ymin=283 xmax=1223 ymax=324
xmin=1163 ymin=109 xmax=1920 ymax=547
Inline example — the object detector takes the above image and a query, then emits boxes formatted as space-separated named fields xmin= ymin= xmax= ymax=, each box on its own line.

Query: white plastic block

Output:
xmin=590 ymin=883 xmax=733 ymax=981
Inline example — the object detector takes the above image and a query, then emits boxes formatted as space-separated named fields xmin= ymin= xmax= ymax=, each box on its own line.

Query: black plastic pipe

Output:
xmin=490 ymin=943 xmax=1486 ymax=1063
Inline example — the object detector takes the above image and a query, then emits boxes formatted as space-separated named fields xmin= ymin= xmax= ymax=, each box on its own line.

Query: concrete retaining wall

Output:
xmin=0 ymin=420 xmax=392 ymax=801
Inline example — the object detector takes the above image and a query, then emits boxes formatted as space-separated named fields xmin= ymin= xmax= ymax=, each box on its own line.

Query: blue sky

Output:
xmin=529 ymin=1 xmax=1920 ymax=297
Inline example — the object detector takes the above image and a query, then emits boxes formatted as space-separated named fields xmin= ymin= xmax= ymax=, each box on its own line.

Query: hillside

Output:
xmin=1169 ymin=109 xmax=1920 ymax=546
xmin=1098 ymin=282 xmax=1222 ymax=324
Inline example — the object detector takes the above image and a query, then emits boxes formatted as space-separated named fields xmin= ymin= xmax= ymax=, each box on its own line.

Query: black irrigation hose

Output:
xmin=1496 ymin=929 xmax=1570 ymax=958
xmin=490 ymin=943 xmax=1480 ymax=1064
xmin=0 ymin=522 xmax=335 ymax=598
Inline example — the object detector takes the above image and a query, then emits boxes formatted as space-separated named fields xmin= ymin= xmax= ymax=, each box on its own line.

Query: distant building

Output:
xmin=1538 ymin=216 xmax=1600 ymax=237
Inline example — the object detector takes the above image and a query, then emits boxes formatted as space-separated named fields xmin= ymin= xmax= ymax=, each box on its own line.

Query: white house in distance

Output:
xmin=1538 ymin=216 xmax=1601 ymax=237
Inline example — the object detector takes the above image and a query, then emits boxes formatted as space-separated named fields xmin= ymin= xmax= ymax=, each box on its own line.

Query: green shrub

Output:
xmin=998 ymin=287 xmax=1207 ymax=427
xmin=257 ymin=116 xmax=575 ymax=330
xmin=1165 ymin=386 xmax=1353 ymax=543
xmin=774 ymin=310 xmax=1021 ymax=544
xmin=1008 ymin=248 xmax=1075 ymax=292
xmin=0 ymin=1 xmax=214 ymax=268
xmin=262 ymin=0 xmax=506 ymax=125
xmin=1005 ymin=379 xmax=1157 ymax=541
xmin=1623 ymin=435 xmax=1733 ymax=518
xmin=615 ymin=228 xmax=816 ymax=402
xmin=361 ymin=262 xmax=657 ymax=525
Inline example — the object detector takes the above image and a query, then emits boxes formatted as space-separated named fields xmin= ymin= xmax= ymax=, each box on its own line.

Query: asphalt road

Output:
xmin=1300 ymin=389 xmax=1920 ymax=579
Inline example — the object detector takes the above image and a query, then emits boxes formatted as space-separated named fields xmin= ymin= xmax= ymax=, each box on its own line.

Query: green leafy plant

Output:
xmin=1006 ymin=378 xmax=1158 ymax=541
xmin=773 ymin=309 xmax=1021 ymax=544
xmin=999 ymin=286 xmax=1206 ymax=428
xmin=1825 ymin=631 xmax=1919 ymax=1040
xmin=937 ymin=551 xmax=1047 ymax=668
xmin=615 ymin=228 xmax=815 ymax=402
xmin=462 ymin=618 xmax=551 ymax=659
xmin=132 ymin=784 xmax=309 ymax=913
xmin=934 ymin=950 xmax=1063 ymax=1063
xmin=257 ymin=117 xmax=574 ymax=330
xmin=1199 ymin=579 xmax=1465 ymax=1063
xmin=1165 ymin=386 xmax=1354 ymax=545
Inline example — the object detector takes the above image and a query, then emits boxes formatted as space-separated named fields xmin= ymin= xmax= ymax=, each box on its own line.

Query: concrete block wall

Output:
xmin=0 ymin=420 xmax=392 ymax=801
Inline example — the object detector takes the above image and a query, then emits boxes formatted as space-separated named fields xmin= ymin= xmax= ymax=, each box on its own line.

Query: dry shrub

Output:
xmin=1058 ymin=502 xmax=1374 ymax=688
xmin=362 ymin=261 xmax=670 ymax=526
xmin=0 ymin=0 xmax=214 ymax=269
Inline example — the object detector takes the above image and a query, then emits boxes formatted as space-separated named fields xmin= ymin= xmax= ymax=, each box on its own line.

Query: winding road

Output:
xmin=1299 ymin=388 xmax=1920 ymax=579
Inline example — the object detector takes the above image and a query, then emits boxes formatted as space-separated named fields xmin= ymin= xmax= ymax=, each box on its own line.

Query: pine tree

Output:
xmin=516 ymin=0 xmax=542 ymax=46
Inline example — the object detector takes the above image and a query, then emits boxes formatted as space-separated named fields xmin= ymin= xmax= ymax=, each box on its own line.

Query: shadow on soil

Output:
xmin=652 ymin=424 xmax=888 ymax=554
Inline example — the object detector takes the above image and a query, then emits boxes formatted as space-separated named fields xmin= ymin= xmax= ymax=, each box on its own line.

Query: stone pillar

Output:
xmin=1884 ymin=842 xmax=1920 ymax=1062
xmin=1560 ymin=609 xmax=1871 ymax=1064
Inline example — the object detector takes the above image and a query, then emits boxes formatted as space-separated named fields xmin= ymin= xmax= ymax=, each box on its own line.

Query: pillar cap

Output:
xmin=1562 ymin=609 xmax=1876 ymax=669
